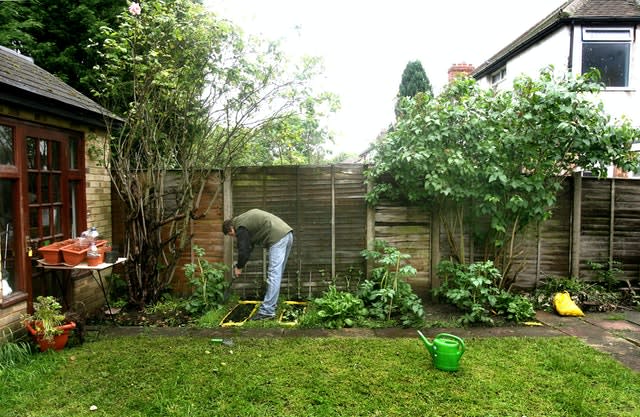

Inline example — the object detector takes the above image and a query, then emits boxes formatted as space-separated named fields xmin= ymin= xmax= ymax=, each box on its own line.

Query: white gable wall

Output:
xmin=478 ymin=24 xmax=640 ymax=125
xmin=477 ymin=27 xmax=572 ymax=91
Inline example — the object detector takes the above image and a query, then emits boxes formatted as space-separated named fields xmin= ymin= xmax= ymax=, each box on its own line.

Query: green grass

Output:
xmin=1 ymin=335 xmax=638 ymax=417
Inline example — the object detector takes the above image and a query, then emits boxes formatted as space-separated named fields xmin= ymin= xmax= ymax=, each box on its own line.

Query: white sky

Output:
xmin=204 ymin=0 xmax=567 ymax=156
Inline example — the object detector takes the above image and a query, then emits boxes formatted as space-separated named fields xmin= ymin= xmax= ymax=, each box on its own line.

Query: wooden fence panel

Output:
xmin=514 ymin=181 xmax=572 ymax=288
xmin=610 ymin=180 xmax=640 ymax=280
xmin=580 ymin=179 xmax=612 ymax=280
xmin=374 ymin=205 xmax=431 ymax=297
xmin=228 ymin=165 xmax=367 ymax=299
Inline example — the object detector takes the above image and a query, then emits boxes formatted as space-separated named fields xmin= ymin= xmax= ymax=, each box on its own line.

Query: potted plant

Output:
xmin=23 ymin=296 xmax=76 ymax=352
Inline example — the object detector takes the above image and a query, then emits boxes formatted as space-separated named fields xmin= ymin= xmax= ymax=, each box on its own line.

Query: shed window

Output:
xmin=0 ymin=125 xmax=13 ymax=165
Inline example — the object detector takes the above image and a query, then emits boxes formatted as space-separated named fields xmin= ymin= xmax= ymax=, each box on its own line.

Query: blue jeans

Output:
xmin=258 ymin=232 xmax=293 ymax=316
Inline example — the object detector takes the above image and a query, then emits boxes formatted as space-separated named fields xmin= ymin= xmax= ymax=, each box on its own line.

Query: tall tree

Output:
xmin=95 ymin=0 xmax=326 ymax=307
xmin=395 ymin=60 xmax=432 ymax=117
xmin=0 ymin=0 xmax=126 ymax=97
xmin=398 ymin=60 xmax=432 ymax=98
xmin=0 ymin=1 xmax=39 ymax=51
xmin=368 ymin=68 xmax=640 ymax=288
xmin=235 ymin=90 xmax=340 ymax=166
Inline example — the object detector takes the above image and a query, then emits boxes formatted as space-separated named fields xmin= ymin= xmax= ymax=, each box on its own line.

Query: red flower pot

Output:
xmin=25 ymin=321 xmax=76 ymax=352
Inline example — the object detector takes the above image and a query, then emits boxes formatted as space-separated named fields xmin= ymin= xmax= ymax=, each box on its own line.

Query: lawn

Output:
xmin=1 ymin=334 xmax=639 ymax=416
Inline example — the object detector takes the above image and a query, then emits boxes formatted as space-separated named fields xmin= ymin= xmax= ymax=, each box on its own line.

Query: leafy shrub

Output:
xmin=587 ymin=260 xmax=623 ymax=290
xmin=434 ymin=260 xmax=535 ymax=325
xmin=183 ymin=245 xmax=229 ymax=315
xmin=358 ymin=240 xmax=425 ymax=327
xmin=301 ymin=286 xmax=366 ymax=329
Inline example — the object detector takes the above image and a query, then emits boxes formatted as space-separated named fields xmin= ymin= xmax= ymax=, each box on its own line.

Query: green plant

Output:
xmin=22 ymin=296 xmax=66 ymax=342
xmin=434 ymin=260 xmax=535 ymax=325
xmin=587 ymin=259 xmax=623 ymax=290
xmin=183 ymin=246 xmax=229 ymax=315
xmin=0 ymin=330 xmax=32 ymax=373
xmin=302 ymin=286 xmax=366 ymax=329
xmin=358 ymin=240 xmax=424 ymax=326
xmin=279 ymin=302 xmax=306 ymax=323
xmin=495 ymin=292 xmax=536 ymax=323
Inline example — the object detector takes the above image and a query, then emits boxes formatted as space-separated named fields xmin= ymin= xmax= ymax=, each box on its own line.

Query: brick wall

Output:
xmin=0 ymin=300 xmax=27 ymax=342
xmin=73 ymin=272 xmax=111 ymax=315
xmin=85 ymin=136 xmax=113 ymax=243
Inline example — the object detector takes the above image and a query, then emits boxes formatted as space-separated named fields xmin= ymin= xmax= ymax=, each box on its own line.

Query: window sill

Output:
xmin=602 ymin=87 xmax=635 ymax=93
xmin=0 ymin=291 xmax=28 ymax=309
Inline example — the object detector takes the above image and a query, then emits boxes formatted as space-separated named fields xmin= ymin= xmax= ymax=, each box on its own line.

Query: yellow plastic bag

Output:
xmin=553 ymin=291 xmax=584 ymax=317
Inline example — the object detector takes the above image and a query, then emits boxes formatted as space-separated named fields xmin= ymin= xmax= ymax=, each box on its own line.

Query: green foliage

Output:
xmin=0 ymin=0 xmax=124 ymax=97
xmin=398 ymin=60 xmax=433 ymax=99
xmin=183 ymin=246 xmax=229 ymax=315
xmin=434 ymin=261 xmax=535 ymax=325
xmin=234 ymin=89 xmax=341 ymax=165
xmin=359 ymin=240 xmax=424 ymax=327
xmin=587 ymin=259 xmax=623 ymax=290
xmin=368 ymin=68 xmax=640 ymax=284
xmin=395 ymin=60 xmax=432 ymax=118
xmin=304 ymin=241 xmax=425 ymax=329
xmin=302 ymin=285 xmax=366 ymax=329
xmin=0 ymin=331 xmax=32 ymax=373
xmin=22 ymin=296 xmax=66 ymax=342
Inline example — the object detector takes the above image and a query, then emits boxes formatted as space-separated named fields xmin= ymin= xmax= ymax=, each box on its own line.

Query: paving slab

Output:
xmin=536 ymin=310 xmax=640 ymax=372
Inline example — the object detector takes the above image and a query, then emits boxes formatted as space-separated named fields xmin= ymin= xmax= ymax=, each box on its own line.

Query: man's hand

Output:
xmin=234 ymin=266 xmax=242 ymax=277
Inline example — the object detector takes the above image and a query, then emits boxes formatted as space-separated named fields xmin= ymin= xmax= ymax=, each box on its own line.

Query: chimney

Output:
xmin=448 ymin=63 xmax=475 ymax=82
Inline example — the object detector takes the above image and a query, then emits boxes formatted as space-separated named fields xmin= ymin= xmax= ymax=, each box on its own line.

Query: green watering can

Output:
xmin=417 ymin=331 xmax=465 ymax=372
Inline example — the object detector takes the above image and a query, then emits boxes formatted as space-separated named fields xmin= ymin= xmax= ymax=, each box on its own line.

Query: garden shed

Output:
xmin=0 ymin=45 xmax=120 ymax=338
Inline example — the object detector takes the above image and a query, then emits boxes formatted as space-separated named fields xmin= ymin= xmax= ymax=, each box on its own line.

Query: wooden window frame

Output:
xmin=0 ymin=116 xmax=86 ymax=307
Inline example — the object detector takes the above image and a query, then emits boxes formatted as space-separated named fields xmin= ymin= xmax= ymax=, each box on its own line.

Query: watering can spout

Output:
xmin=417 ymin=330 xmax=435 ymax=355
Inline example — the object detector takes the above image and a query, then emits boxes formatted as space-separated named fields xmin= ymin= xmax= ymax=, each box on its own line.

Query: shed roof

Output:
xmin=0 ymin=45 xmax=121 ymax=128
xmin=472 ymin=0 xmax=640 ymax=79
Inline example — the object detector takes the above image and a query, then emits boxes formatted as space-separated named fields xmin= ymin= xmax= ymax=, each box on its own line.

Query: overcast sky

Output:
xmin=204 ymin=0 xmax=567 ymax=156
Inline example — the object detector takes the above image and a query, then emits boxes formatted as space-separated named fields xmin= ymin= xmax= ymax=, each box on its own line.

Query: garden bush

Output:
xmin=183 ymin=245 xmax=228 ymax=315
xmin=434 ymin=260 xmax=535 ymax=325
xmin=302 ymin=240 xmax=425 ymax=329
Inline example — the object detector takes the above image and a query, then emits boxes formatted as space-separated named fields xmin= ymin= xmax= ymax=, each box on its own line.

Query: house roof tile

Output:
xmin=0 ymin=45 xmax=120 ymax=126
xmin=472 ymin=0 xmax=640 ymax=79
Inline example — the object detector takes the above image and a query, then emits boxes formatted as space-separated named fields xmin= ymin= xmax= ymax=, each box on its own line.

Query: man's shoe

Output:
xmin=250 ymin=313 xmax=275 ymax=321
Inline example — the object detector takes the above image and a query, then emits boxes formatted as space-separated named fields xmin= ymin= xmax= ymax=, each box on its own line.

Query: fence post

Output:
xmin=570 ymin=173 xmax=582 ymax=278
xmin=365 ymin=179 xmax=375 ymax=278
xmin=331 ymin=165 xmax=336 ymax=279
xmin=223 ymin=169 xmax=233 ymax=278
xmin=430 ymin=208 xmax=440 ymax=293
xmin=609 ymin=179 xmax=616 ymax=264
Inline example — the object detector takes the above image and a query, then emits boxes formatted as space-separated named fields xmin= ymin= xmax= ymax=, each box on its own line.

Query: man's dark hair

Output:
xmin=222 ymin=219 xmax=233 ymax=235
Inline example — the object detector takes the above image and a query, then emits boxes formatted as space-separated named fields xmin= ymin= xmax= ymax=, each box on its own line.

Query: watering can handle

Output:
xmin=438 ymin=333 xmax=465 ymax=353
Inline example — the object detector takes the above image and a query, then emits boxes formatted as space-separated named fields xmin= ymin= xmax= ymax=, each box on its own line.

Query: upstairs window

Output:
xmin=582 ymin=28 xmax=632 ymax=88
xmin=491 ymin=67 xmax=507 ymax=86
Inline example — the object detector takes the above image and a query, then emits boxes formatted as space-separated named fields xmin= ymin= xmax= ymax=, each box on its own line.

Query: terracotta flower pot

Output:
xmin=25 ymin=321 xmax=76 ymax=352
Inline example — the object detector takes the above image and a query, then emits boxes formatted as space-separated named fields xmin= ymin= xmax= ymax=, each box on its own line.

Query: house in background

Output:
xmin=472 ymin=0 xmax=640 ymax=176
xmin=0 ymin=45 xmax=119 ymax=337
